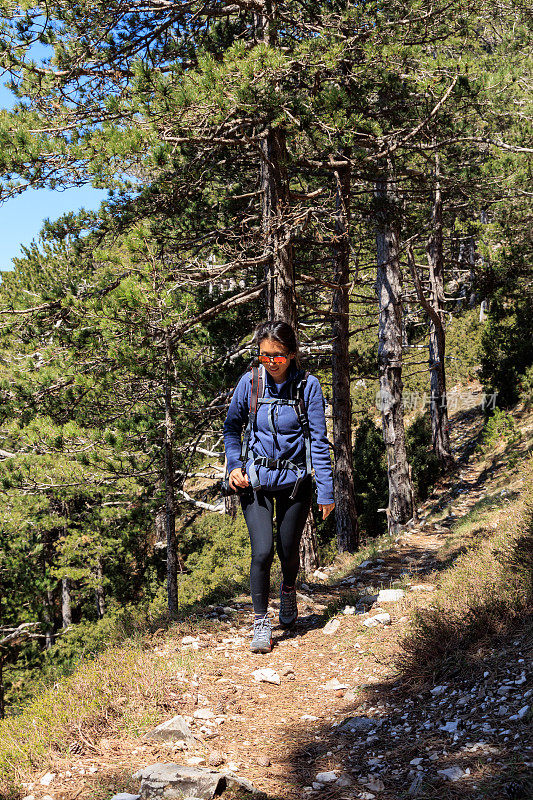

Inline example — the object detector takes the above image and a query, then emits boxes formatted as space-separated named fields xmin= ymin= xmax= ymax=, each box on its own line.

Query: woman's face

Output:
xmin=258 ymin=337 xmax=294 ymax=383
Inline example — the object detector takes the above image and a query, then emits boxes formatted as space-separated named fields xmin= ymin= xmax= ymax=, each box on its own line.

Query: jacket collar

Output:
xmin=264 ymin=361 xmax=300 ymax=393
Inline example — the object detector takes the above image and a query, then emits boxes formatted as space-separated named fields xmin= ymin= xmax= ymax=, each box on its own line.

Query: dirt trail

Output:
xmin=18 ymin=386 xmax=533 ymax=800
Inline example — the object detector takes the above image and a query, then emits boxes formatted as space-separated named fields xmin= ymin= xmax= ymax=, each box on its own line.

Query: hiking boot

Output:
xmin=250 ymin=615 xmax=272 ymax=653
xmin=279 ymin=582 xmax=298 ymax=627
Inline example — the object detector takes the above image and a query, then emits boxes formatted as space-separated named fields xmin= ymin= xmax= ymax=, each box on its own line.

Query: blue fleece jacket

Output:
xmin=223 ymin=364 xmax=334 ymax=505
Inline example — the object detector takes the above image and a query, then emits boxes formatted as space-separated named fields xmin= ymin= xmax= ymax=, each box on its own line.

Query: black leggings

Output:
xmin=240 ymin=476 xmax=313 ymax=615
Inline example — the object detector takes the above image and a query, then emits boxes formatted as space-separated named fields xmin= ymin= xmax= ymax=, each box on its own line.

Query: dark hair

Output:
xmin=253 ymin=320 xmax=299 ymax=361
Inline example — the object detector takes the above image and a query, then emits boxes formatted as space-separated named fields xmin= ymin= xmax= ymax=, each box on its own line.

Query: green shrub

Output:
xmin=479 ymin=407 xmax=521 ymax=457
xmin=480 ymin=294 xmax=533 ymax=407
xmin=352 ymin=415 xmax=388 ymax=539
xmin=519 ymin=364 xmax=533 ymax=409
xmin=178 ymin=512 xmax=251 ymax=608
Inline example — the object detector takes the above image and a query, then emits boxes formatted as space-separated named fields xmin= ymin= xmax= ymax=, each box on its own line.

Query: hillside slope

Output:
xmin=2 ymin=386 xmax=532 ymax=800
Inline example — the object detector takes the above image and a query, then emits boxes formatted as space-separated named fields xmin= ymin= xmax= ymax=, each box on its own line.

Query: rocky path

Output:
xmin=19 ymin=391 xmax=533 ymax=800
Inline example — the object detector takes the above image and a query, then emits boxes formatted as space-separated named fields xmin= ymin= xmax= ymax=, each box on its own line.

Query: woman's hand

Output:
xmin=319 ymin=502 xmax=335 ymax=520
xmin=229 ymin=467 xmax=250 ymax=491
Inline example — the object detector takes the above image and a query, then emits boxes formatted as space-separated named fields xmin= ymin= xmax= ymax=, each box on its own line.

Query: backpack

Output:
xmin=240 ymin=365 xmax=312 ymax=499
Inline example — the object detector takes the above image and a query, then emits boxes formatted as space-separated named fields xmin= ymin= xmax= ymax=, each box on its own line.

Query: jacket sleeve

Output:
xmin=223 ymin=373 xmax=250 ymax=474
xmin=306 ymin=376 xmax=335 ymax=505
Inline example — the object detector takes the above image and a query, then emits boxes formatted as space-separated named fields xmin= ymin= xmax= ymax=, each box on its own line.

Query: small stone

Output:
xmin=301 ymin=714 xmax=319 ymax=721
xmin=408 ymin=773 xmax=424 ymax=795
xmin=281 ymin=666 xmax=295 ymax=676
xmin=410 ymin=758 xmax=423 ymax=766
xmin=439 ymin=720 xmax=459 ymax=733
xmin=343 ymin=605 xmax=356 ymax=615
xmin=313 ymin=570 xmax=328 ymax=580
xmin=410 ymin=584 xmax=435 ymax=592
xmin=338 ymin=715 xmax=375 ymax=734
xmin=143 ymin=714 xmax=197 ymax=744
xmin=364 ymin=776 xmax=385 ymax=792
xmin=181 ymin=636 xmax=197 ymax=645
xmin=323 ymin=618 xmax=341 ymax=635
xmin=438 ymin=766 xmax=465 ymax=781
xmin=517 ymin=705 xmax=530 ymax=719
xmin=316 ymin=771 xmax=338 ymax=783
xmin=253 ymin=668 xmax=280 ymax=685
xmin=336 ymin=775 xmax=353 ymax=787
xmin=377 ymin=589 xmax=405 ymax=602
xmin=359 ymin=792 xmax=376 ymax=799
xmin=39 ymin=774 xmax=56 ymax=787
xmin=186 ymin=756 xmax=206 ymax=765
xmin=363 ymin=613 xmax=391 ymax=627
xmin=324 ymin=678 xmax=349 ymax=691
xmin=193 ymin=708 xmax=215 ymax=720
xmin=256 ymin=755 xmax=271 ymax=767
xmin=430 ymin=685 xmax=446 ymax=696
xmin=109 ymin=795 xmax=141 ymax=800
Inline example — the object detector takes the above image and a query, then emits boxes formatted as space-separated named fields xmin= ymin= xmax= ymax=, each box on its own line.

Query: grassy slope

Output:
xmin=0 ymin=402 xmax=532 ymax=799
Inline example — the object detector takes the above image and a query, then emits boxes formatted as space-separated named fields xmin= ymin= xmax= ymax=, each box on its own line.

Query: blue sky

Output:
xmin=0 ymin=81 xmax=109 ymax=272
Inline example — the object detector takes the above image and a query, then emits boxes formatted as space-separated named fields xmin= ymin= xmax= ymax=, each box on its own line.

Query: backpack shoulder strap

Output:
xmin=293 ymin=370 xmax=312 ymax=473
xmin=241 ymin=365 xmax=265 ymax=464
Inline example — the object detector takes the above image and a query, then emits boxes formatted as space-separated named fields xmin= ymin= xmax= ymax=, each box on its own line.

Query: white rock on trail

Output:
xmin=252 ymin=668 xmax=280 ymax=685
xmin=39 ymin=774 xmax=56 ymax=787
xmin=410 ymin=584 xmax=435 ymax=592
xmin=363 ymin=613 xmax=391 ymax=627
xmin=323 ymin=618 xmax=341 ymax=635
xmin=109 ymin=795 xmax=141 ymax=800
xmin=323 ymin=678 xmax=349 ymax=691
xmin=438 ymin=766 xmax=465 ymax=782
xmin=193 ymin=709 xmax=215 ymax=720
xmin=377 ymin=589 xmax=405 ymax=603
xmin=316 ymin=771 xmax=338 ymax=783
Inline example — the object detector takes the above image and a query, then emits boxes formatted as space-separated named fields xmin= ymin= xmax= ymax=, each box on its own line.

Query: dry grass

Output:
xmin=0 ymin=639 xmax=192 ymax=795
xmin=397 ymin=456 xmax=533 ymax=689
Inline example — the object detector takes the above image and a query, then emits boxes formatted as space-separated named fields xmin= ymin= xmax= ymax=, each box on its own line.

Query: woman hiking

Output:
xmin=223 ymin=320 xmax=335 ymax=653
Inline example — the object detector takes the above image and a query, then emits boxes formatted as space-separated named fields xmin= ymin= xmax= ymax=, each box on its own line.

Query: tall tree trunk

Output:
xmin=164 ymin=328 xmax=179 ymax=617
xmin=374 ymin=168 xmax=414 ymax=534
xmin=225 ymin=493 xmax=239 ymax=519
xmin=426 ymin=152 xmax=454 ymax=468
xmin=94 ymin=558 xmax=105 ymax=619
xmin=260 ymin=127 xmax=297 ymax=327
xmin=331 ymin=159 xmax=358 ymax=552
xmin=43 ymin=589 xmax=55 ymax=649
xmin=61 ymin=577 xmax=72 ymax=628
xmin=299 ymin=513 xmax=319 ymax=577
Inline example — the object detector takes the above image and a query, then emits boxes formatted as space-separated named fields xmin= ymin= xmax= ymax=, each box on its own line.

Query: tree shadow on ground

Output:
xmin=267 ymin=612 xmax=533 ymax=800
